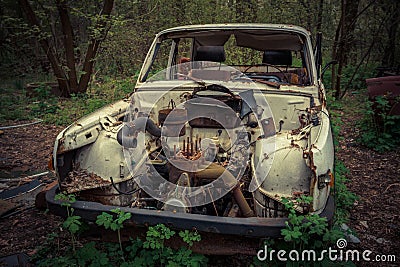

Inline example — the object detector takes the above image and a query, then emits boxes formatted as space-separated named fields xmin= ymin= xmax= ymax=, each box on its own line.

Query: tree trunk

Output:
xmin=18 ymin=0 xmax=69 ymax=96
xmin=381 ymin=1 xmax=400 ymax=67
xmin=333 ymin=0 xmax=360 ymax=99
xmin=316 ymin=0 xmax=324 ymax=33
xmin=77 ymin=0 xmax=114 ymax=93
xmin=56 ymin=0 xmax=78 ymax=94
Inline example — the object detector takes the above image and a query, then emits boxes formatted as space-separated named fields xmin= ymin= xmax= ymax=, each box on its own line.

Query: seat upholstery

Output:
xmin=194 ymin=46 xmax=226 ymax=62
xmin=263 ymin=50 xmax=292 ymax=66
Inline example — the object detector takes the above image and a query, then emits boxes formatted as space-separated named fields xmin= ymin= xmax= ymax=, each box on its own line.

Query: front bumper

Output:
xmin=46 ymin=184 xmax=335 ymax=238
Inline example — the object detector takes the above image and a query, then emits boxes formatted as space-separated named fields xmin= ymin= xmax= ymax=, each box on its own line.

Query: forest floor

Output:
xmin=334 ymin=95 xmax=400 ymax=266
xmin=0 ymin=95 xmax=399 ymax=266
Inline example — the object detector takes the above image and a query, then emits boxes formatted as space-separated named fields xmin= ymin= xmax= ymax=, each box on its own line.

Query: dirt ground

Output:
xmin=0 ymin=97 xmax=399 ymax=266
xmin=0 ymin=122 xmax=64 ymax=257
xmin=336 ymin=96 xmax=400 ymax=266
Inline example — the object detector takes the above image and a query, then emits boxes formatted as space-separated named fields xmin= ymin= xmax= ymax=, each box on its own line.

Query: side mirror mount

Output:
xmin=321 ymin=60 xmax=338 ymax=78
xmin=314 ymin=32 xmax=322 ymax=77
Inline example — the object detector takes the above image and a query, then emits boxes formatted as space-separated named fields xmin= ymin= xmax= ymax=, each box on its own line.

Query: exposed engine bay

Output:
xmin=55 ymin=82 xmax=331 ymax=219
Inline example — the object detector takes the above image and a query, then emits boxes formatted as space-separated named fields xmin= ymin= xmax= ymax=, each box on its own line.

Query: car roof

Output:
xmin=157 ymin=23 xmax=311 ymax=37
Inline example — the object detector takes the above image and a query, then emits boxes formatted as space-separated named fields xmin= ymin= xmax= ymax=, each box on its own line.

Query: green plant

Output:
xmin=322 ymin=63 xmax=377 ymax=96
xmin=143 ymin=224 xmax=176 ymax=250
xmin=30 ymin=84 xmax=58 ymax=116
xmin=281 ymin=196 xmax=335 ymax=250
xmin=55 ymin=193 xmax=82 ymax=252
xmin=31 ymin=232 xmax=61 ymax=264
xmin=334 ymin=161 xmax=358 ymax=225
xmin=37 ymin=241 xmax=110 ymax=267
xmin=267 ymin=196 xmax=345 ymax=266
xmin=179 ymin=229 xmax=201 ymax=246
xmin=359 ymin=95 xmax=400 ymax=152
xmin=0 ymin=82 xmax=32 ymax=122
xmin=75 ymin=242 xmax=110 ymax=267
xmin=96 ymin=208 xmax=131 ymax=261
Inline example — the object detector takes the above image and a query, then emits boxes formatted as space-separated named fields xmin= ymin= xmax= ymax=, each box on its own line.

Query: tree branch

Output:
xmin=78 ymin=0 xmax=114 ymax=93
xmin=56 ymin=0 xmax=78 ymax=92
xmin=18 ymin=0 xmax=69 ymax=96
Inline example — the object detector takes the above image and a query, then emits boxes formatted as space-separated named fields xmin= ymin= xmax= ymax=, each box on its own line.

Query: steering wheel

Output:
xmin=241 ymin=64 xmax=290 ymax=83
xmin=192 ymin=84 xmax=236 ymax=97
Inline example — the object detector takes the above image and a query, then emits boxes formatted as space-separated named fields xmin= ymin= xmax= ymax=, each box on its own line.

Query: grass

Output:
xmin=0 ymin=75 xmax=137 ymax=126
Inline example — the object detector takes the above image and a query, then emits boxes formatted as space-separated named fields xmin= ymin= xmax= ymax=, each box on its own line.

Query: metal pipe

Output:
xmin=195 ymin=163 xmax=254 ymax=217
xmin=117 ymin=117 xmax=161 ymax=148
xmin=186 ymin=137 xmax=190 ymax=156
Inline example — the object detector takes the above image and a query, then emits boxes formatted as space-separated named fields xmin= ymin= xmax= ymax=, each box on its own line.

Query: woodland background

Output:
xmin=0 ymin=0 xmax=399 ymax=99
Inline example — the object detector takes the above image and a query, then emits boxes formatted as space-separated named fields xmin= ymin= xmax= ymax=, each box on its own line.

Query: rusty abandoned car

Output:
xmin=46 ymin=24 xmax=335 ymax=240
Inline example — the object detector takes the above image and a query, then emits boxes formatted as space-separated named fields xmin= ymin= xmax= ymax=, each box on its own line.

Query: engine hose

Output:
xmin=117 ymin=117 xmax=161 ymax=148
xmin=196 ymin=163 xmax=255 ymax=217
xmin=110 ymin=176 xmax=141 ymax=195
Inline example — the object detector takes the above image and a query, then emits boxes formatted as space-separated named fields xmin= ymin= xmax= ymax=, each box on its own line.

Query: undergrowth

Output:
xmin=33 ymin=193 xmax=207 ymax=267
xmin=0 ymin=75 xmax=137 ymax=125
xmin=359 ymin=95 xmax=400 ymax=152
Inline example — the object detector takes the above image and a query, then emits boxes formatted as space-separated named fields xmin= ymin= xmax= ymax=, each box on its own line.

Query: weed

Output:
xmin=280 ymin=196 xmax=337 ymax=250
xmin=252 ymin=195 xmax=346 ymax=266
xmin=31 ymin=232 xmax=61 ymax=264
xmin=143 ymin=224 xmax=176 ymax=250
xmin=179 ymin=229 xmax=201 ymax=246
xmin=30 ymin=84 xmax=58 ymax=116
xmin=138 ymin=224 xmax=207 ymax=267
xmin=322 ymin=63 xmax=377 ymax=95
xmin=359 ymin=95 xmax=400 ymax=152
xmin=54 ymin=193 xmax=82 ymax=252
xmin=328 ymin=96 xmax=359 ymax=224
xmin=0 ymin=85 xmax=31 ymax=122
xmin=74 ymin=242 xmax=110 ymax=266
xmin=34 ymin=222 xmax=207 ymax=267
xmin=334 ymin=161 xmax=358 ymax=225
xmin=96 ymin=208 xmax=131 ymax=261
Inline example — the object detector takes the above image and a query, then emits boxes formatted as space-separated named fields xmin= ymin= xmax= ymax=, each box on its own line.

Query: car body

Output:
xmin=47 ymin=24 xmax=335 ymax=240
xmin=366 ymin=75 xmax=400 ymax=116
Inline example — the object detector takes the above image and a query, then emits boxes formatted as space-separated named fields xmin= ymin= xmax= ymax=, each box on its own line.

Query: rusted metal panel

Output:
xmin=46 ymin=184 xmax=335 ymax=240
xmin=366 ymin=75 xmax=400 ymax=115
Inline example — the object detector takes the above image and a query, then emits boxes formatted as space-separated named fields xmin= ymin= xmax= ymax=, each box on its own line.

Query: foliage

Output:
xmin=33 ymin=222 xmax=207 ymax=267
xmin=55 ymin=193 xmax=82 ymax=252
xmin=359 ymin=95 xmax=400 ymax=152
xmin=334 ymin=161 xmax=358 ymax=225
xmin=30 ymin=232 xmax=61 ymax=264
xmin=96 ymin=208 xmax=131 ymax=260
xmin=179 ymin=229 xmax=202 ymax=247
xmin=30 ymin=84 xmax=59 ymax=116
xmin=253 ymin=195 xmax=346 ymax=266
xmin=281 ymin=196 xmax=343 ymax=250
xmin=2 ymin=0 xmax=397 ymax=84
xmin=125 ymin=224 xmax=207 ymax=267
xmin=323 ymin=63 xmax=377 ymax=93
xmin=37 ymin=241 xmax=110 ymax=267
xmin=96 ymin=208 xmax=131 ymax=232
xmin=328 ymin=96 xmax=359 ymax=224
xmin=0 ymin=76 xmax=135 ymax=125
xmin=0 ymin=88 xmax=31 ymax=122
